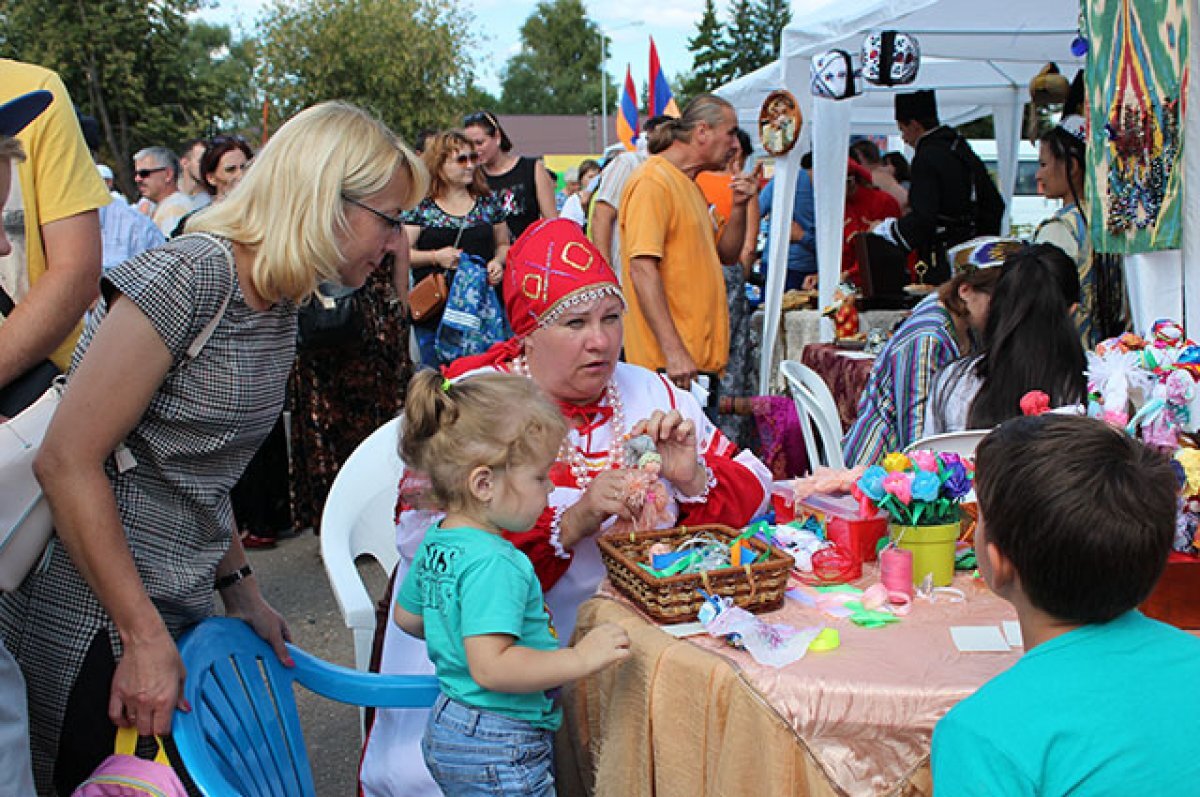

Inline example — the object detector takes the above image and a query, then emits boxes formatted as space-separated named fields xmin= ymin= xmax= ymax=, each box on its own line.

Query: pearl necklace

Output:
xmin=510 ymin=355 xmax=627 ymax=490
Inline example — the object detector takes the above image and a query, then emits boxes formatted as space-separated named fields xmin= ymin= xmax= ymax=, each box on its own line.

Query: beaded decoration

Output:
xmin=510 ymin=355 xmax=630 ymax=490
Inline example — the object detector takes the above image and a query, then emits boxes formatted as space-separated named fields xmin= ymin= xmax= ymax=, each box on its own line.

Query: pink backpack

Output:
xmin=72 ymin=727 xmax=190 ymax=797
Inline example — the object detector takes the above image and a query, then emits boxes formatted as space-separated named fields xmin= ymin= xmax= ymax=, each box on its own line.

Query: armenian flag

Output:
xmin=616 ymin=65 xmax=639 ymax=151
xmin=648 ymin=37 xmax=680 ymax=118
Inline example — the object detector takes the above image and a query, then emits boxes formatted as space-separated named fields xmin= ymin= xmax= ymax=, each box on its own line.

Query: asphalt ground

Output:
xmin=244 ymin=530 xmax=391 ymax=796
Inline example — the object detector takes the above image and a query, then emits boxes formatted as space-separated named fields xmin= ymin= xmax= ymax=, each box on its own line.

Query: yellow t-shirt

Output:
xmin=618 ymin=155 xmax=729 ymax=374
xmin=1 ymin=59 xmax=111 ymax=371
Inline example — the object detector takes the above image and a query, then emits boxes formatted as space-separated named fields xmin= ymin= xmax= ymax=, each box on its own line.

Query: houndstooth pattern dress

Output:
xmin=0 ymin=234 xmax=296 ymax=792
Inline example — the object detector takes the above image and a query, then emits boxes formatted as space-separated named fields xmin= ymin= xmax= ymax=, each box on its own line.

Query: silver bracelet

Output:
xmin=675 ymin=459 xmax=716 ymax=504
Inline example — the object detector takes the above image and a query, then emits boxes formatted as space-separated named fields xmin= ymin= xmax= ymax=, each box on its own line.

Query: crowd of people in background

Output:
xmin=0 ymin=48 xmax=1154 ymax=796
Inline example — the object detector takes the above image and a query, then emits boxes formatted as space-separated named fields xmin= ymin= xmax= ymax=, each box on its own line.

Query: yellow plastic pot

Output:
xmin=889 ymin=522 xmax=959 ymax=587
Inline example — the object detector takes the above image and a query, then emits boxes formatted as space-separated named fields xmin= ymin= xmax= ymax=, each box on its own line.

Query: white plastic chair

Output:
xmin=319 ymin=415 xmax=404 ymax=675
xmin=779 ymin=360 xmax=846 ymax=471
xmin=904 ymin=429 xmax=989 ymax=458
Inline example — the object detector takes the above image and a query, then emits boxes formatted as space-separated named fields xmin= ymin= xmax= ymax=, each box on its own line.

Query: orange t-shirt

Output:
xmin=618 ymin=156 xmax=729 ymax=374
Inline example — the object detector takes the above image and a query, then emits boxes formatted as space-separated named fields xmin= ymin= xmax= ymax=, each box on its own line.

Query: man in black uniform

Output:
xmin=873 ymin=90 xmax=1004 ymax=284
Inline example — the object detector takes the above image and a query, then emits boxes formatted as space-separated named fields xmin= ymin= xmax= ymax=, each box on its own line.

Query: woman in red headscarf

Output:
xmin=359 ymin=219 xmax=772 ymax=797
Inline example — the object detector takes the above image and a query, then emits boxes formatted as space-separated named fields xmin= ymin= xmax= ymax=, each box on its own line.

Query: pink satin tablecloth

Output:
xmin=558 ymin=567 xmax=1020 ymax=797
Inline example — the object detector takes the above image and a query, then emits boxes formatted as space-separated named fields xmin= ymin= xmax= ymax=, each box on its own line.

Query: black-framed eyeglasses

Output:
xmin=453 ymin=152 xmax=480 ymax=166
xmin=133 ymin=167 xmax=167 ymax=179
xmin=342 ymin=194 xmax=404 ymax=233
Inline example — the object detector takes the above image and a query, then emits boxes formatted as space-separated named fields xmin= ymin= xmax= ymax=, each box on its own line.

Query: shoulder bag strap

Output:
xmin=182 ymin=233 xmax=237 ymax=359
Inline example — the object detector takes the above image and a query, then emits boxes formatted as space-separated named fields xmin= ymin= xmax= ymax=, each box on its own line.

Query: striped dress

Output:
xmin=842 ymin=295 xmax=960 ymax=465
xmin=0 ymin=234 xmax=296 ymax=791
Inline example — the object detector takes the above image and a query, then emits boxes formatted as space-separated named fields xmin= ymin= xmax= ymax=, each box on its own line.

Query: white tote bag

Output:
xmin=0 ymin=378 xmax=64 ymax=591
xmin=0 ymin=233 xmax=235 ymax=593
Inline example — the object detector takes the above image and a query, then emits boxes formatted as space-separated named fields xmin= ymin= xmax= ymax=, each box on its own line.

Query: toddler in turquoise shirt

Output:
xmin=392 ymin=370 xmax=630 ymax=796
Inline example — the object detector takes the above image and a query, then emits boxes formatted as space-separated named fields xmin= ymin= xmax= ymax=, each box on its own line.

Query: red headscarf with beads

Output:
xmin=442 ymin=218 xmax=623 ymax=377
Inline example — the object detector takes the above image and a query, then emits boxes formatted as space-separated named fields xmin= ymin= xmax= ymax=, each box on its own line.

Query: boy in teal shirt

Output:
xmin=933 ymin=414 xmax=1200 ymax=795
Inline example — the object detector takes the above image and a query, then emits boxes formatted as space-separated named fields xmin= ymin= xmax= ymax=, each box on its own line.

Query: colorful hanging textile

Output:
xmin=1084 ymin=0 xmax=1189 ymax=253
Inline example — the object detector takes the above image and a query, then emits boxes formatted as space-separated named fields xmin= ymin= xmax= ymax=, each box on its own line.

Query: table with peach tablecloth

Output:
xmin=556 ymin=569 xmax=1020 ymax=797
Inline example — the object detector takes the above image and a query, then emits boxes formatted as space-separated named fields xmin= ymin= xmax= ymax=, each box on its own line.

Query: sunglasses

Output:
xmin=452 ymin=152 xmax=480 ymax=166
xmin=133 ymin=167 xmax=167 ymax=179
xmin=463 ymin=110 xmax=501 ymax=132
xmin=342 ymin=194 xmax=404 ymax=233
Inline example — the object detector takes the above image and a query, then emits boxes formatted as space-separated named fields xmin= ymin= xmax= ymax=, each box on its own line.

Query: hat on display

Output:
xmin=1029 ymin=63 xmax=1070 ymax=106
xmin=894 ymin=89 xmax=937 ymax=122
xmin=0 ymin=90 xmax=53 ymax=138
xmin=948 ymin=237 xmax=1024 ymax=274
xmin=861 ymin=31 xmax=920 ymax=87
xmin=1057 ymin=114 xmax=1087 ymax=143
xmin=811 ymin=50 xmax=860 ymax=100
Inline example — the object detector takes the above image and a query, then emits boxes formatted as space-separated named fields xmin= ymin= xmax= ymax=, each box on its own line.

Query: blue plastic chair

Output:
xmin=172 ymin=617 xmax=439 ymax=797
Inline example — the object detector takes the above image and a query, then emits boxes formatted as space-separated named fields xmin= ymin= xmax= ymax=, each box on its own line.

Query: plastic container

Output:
xmin=889 ymin=522 xmax=959 ymax=586
xmin=798 ymin=493 xmax=888 ymax=563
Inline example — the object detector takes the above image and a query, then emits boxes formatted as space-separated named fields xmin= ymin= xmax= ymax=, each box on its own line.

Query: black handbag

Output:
xmin=296 ymin=283 xmax=365 ymax=350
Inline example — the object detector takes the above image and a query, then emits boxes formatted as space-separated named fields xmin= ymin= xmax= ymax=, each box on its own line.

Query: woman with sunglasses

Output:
xmin=463 ymin=110 xmax=557 ymax=240
xmin=403 ymin=130 xmax=510 ymax=367
xmin=0 ymin=102 xmax=427 ymax=793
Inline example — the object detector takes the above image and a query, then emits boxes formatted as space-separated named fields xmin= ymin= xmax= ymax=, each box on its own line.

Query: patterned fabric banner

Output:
xmin=1085 ymin=0 xmax=1189 ymax=253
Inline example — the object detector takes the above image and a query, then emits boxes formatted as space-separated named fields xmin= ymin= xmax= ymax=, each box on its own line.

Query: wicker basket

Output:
xmin=598 ymin=524 xmax=795 ymax=623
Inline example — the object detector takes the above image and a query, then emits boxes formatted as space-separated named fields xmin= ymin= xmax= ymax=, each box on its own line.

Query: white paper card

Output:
xmin=950 ymin=625 xmax=1012 ymax=653
xmin=661 ymin=621 xmax=707 ymax=638
xmin=1002 ymin=621 xmax=1024 ymax=648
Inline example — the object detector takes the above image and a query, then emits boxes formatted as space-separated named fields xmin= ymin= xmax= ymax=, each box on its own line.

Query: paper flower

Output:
xmin=881 ymin=452 xmax=911 ymax=473
xmin=908 ymin=450 xmax=939 ymax=472
xmin=857 ymin=450 xmax=974 ymax=525
xmin=911 ymin=470 xmax=940 ymax=502
xmin=858 ymin=465 xmax=887 ymax=501
xmin=942 ymin=461 xmax=973 ymax=500
xmin=1020 ymin=390 xmax=1050 ymax=416
xmin=882 ymin=472 xmax=912 ymax=504
xmin=1177 ymin=449 xmax=1200 ymax=496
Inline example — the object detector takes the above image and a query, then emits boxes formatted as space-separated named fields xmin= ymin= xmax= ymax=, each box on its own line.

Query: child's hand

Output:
xmin=573 ymin=622 xmax=632 ymax=674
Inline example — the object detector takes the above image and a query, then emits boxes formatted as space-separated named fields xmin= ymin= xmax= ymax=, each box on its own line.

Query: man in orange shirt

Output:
xmin=619 ymin=95 xmax=757 ymax=389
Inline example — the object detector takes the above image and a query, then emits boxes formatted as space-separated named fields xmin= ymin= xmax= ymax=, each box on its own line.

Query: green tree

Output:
xmin=682 ymin=0 xmax=731 ymax=97
xmin=257 ymin=0 xmax=478 ymax=142
xmin=0 ymin=0 xmax=253 ymax=194
xmin=747 ymin=0 xmax=790 ymax=67
xmin=498 ymin=0 xmax=612 ymax=114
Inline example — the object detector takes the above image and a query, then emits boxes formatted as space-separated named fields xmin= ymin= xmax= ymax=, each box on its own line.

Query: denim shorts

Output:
xmin=421 ymin=694 xmax=556 ymax=797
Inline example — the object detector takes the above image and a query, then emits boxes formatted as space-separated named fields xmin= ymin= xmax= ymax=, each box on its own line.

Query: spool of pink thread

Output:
xmin=880 ymin=545 xmax=914 ymax=598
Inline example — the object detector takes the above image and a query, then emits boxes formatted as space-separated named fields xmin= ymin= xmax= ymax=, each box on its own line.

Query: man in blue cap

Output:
xmin=0 ymin=80 xmax=63 ymax=797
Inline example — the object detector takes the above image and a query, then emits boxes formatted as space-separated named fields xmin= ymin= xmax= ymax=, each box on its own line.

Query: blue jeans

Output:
xmin=421 ymin=694 xmax=556 ymax=796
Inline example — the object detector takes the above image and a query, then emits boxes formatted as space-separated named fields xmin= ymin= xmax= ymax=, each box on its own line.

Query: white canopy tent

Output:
xmin=714 ymin=0 xmax=1120 ymax=394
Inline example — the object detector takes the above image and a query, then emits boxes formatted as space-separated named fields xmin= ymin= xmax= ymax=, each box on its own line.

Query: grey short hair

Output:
xmin=133 ymin=146 xmax=181 ymax=180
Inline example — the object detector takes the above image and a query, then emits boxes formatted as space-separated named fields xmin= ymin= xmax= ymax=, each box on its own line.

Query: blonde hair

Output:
xmin=0 ymin=136 xmax=26 ymax=163
xmin=401 ymin=370 xmax=567 ymax=511
xmin=189 ymin=101 xmax=429 ymax=303
xmin=647 ymin=94 xmax=733 ymax=155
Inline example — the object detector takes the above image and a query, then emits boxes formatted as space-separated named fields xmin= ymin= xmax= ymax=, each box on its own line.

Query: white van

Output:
xmin=970 ymin=140 xmax=1060 ymax=239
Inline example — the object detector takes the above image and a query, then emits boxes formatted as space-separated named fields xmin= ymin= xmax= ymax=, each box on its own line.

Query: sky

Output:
xmin=196 ymin=0 xmax=716 ymax=100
